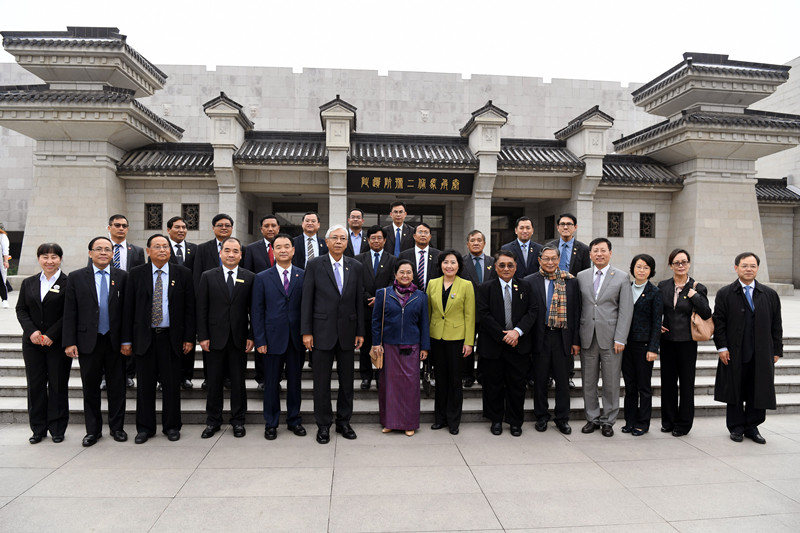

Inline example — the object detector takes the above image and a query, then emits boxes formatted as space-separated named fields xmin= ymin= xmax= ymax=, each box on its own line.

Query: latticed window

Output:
xmin=639 ymin=213 xmax=656 ymax=238
xmin=544 ymin=215 xmax=555 ymax=241
xmin=182 ymin=204 xmax=200 ymax=231
xmin=145 ymin=203 xmax=163 ymax=230
xmin=607 ymin=212 xmax=623 ymax=238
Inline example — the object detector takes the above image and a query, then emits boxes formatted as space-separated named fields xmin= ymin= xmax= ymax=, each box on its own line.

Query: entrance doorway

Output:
xmin=357 ymin=203 xmax=445 ymax=250
xmin=490 ymin=206 xmax=524 ymax=254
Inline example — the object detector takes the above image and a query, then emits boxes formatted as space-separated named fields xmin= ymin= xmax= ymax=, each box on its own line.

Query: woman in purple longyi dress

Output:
xmin=372 ymin=260 xmax=430 ymax=436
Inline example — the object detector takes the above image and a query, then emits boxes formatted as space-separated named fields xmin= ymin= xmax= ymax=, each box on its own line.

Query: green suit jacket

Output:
xmin=426 ymin=276 xmax=475 ymax=342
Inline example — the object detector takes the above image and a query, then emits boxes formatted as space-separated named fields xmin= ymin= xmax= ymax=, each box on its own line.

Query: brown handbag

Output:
xmin=690 ymin=281 xmax=714 ymax=341
xmin=369 ymin=288 xmax=386 ymax=369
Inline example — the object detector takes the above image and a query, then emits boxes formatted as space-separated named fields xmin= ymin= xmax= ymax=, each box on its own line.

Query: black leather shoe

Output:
xmin=632 ymin=428 xmax=648 ymax=436
xmin=201 ymin=425 xmax=220 ymax=439
xmin=257 ymin=382 xmax=265 ymax=391
xmin=316 ymin=427 xmax=330 ymax=444
xmin=556 ymin=422 xmax=572 ymax=435
xmin=126 ymin=377 xmax=135 ymax=388
xmin=660 ymin=426 xmax=673 ymax=433
xmin=223 ymin=378 xmax=232 ymax=389
xmin=336 ymin=424 xmax=357 ymax=440
xmin=82 ymin=434 xmax=101 ymax=447
xmin=288 ymin=424 xmax=307 ymax=437
xmin=134 ymin=432 xmax=150 ymax=444
xmin=112 ymin=430 xmax=128 ymax=442
xmin=535 ymin=420 xmax=548 ymax=432
xmin=264 ymin=427 xmax=277 ymax=440
xmin=100 ymin=379 xmax=107 ymax=391
xmin=581 ymin=422 xmax=600 ymax=434
xmin=51 ymin=435 xmax=64 ymax=443
xmin=672 ymin=429 xmax=687 ymax=437
xmin=745 ymin=429 xmax=766 ymax=444
xmin=360 ymin=379 xmax=370 ymax=390
xmin=526 ymin=378 xmax=535 ymax=389
xmin=569 ymin=379 xmax=576 ymax=389
xmin=29 ymin=434 xmax=44 ymax=444
xmin=430 ymin=422 xmax=446 ymax=430
xmin=601 ymin=424 xmax=614 ymax=437
xmin=730 ymin=432 xmax=744 ymax=442
xmin=490 ymin=422 xmax=502 ymax=435
xmin=233 ymin=425 xmax=246 ymax=438
xmin=180 ymin=379 xmax=193 ymax=389
xmin=621 ymin=425 xmax=633 ymax=433
xmin=201 ymin=381 xmax=208 ymax=390
xmin=449 ymin=427 xmax=459 ymax=435
xmin=166 ymin=429 xmax=180 ymax=442
xmin=510 ymin=426 xmax=522 ymax=437
xmin=463 ymin=377 xmax=475 ymax=388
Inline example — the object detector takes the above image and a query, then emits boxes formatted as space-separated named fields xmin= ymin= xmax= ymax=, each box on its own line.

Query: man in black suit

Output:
xmin=399 ymin=222 xmax=440 ymax=292
xmin=197 ymin=237 xmax=254 ymax=439
xmin=292 ymin=211 xmax=328 ymax=268
xmin=301 ymin=225 xmax=365 ymax=444
xmin=383 ymin=201 xmax=415 ymax=256
xmin=122 ymin=234 xmax=195 ymax=444
xmin=460 ymin=230 xmax=496 ymax=387
xmin=500 ymin=216 xmax=542 ymax=279
xmin=64 ymin=236 xmax=129 ymax=446
xmin=355 ymin=225 xmax=397 ymax=389
xmin=344 ymin=208 xmax=367 ymax=257
xmin=524 ymin=244 xmax=581 ymax=435
xmin=167 ymin=216 xmax=198 ymax=389
xmin=477 ymin=250 xmax=537 ymax=437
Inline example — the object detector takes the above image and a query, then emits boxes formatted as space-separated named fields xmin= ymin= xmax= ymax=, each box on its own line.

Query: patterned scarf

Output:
xmin=392 ymin=279 xmax=418 ymax=306
xmin=539 ymin=266 xmax=574 ymax=328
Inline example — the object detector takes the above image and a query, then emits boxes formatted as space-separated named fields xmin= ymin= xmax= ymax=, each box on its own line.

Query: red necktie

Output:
xmin=267 ymin=243 xmax=274 ymax=266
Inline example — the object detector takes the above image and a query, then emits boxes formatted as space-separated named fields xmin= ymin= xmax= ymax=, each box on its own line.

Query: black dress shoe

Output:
xmin=672 ymin=429 xmax=687 ymax=437
xmin=556 ymin=422 xmax=572 ymax=435
xmin=568 ymin=379 xmax=576 ymax=389
xmin=201 ymin=381 xmax=208 ymax=390
xmin=134 ymin=432 xmax=150 ymax=444
xmin=581 ymin=422 xmax=600 ymax=434
xmin=730 ymin=432 xmax=744 ymax=442
xmin=100 ymin=379 xmax=107 ymax=391
xmin=166 ymin=429 xmax=180 ymax=442
xmin=336 ymin=424 xmax=357 ymax=440
xmin=29 ymin=434 xmax=44 ymax=444
xmin=535 ymin=420 xmax=548 ymax=432
xmin=660 ymin=426 xmax=673 ymax=433
xmin=490 ymin=422 xmax=502 ymax=435
xmin=126 ymin=377 xmax=135 ymax=388
xmin=430 ymin=422 xmax=446 ymax=430
xmin=360 ymin=379 xmax=370 ymax=390
xmin=745 ymin=429 xmax=766 ymax=444
xmin=264 ymin=427 xmax=277 ymax=440
xmin=112 ymin=430 xmax=128 ymax=442
xmin=510 ymin=426 xmax=522 ymax=437
xmin=82 ymin=434 xmax=101 ymax=447
xmin=621 ymin=425 xmax=633 ymax=433
xmin=288 ymin=424 xmax=307 ymax=437
xmin=632 ymin=428 xmax=648 ymax=436
xmin=526 ymin=378 xmax=536 ymax=389
xmin=180 ymin=379 xmax=193 ymax=389
xmin=233 ymin=425 xmax=246 ymax=438
xmin=601 ymin=424 xmax=614 ymax=437
xmin=449 ymin=427 xmax=459 ymax=435
xmin=316 ymin=427 xmax=330 ymax=444
xmin=223 ymin=378 xmax=232 ymax=389
xmin=51 ymin=435 xmax=64 ymax=443
xmin=463 ymin=377 xmax=475 ymax=388
xmin=201 ymin=425 xmax=220 ymax=439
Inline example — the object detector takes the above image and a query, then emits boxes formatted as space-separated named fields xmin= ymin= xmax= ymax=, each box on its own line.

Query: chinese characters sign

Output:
xmin=347 ymin=170 xmax=474 ymax=195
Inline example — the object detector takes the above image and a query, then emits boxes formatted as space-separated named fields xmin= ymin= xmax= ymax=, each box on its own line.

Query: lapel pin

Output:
xmin=487 ymin=266 xmax=492 ymax=270
xmin=53 ymin=284 xmax=60 ymax=291
xmin=49 ymin=288 xmax=60 ymax=293
xmin=170 ymin=280 xmax=175 ymax=286
xmin=450 ymin=293 xmax=456 ymax=299
xmin=236 ymin=278 xmax=244 ymax=283
xmin=111 ymin=280 xmax=115 ymax=286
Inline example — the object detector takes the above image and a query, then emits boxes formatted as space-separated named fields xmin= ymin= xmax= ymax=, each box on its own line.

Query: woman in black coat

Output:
xmin=15 ymin=243 xmax=71 ymax=444
xmin=658 ymin=248 xmax=712 ymax=436
xmin=622 ymin=254 xmax=663 ymax=435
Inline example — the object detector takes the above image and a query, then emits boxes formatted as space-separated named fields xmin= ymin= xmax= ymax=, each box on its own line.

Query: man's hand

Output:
xmin=719 ymin=350 xmax=730 ymax=365
xmin=199 ymin=340 xmax=210 ymax=352
xmin=29 ymin=331 xmax=42 ymax=345
xmin=774 ymin=356 xmax=780 ymax=364
xmin=646 ymin=351 xmax=658 ymax=362
xmin=303 ymin=335 xmax=314 ymax=351
xmin=420 ymin=350 xmax=428 ymax=360
xmin=65 ymin=345 xmax=79 ymax=359
xmin=614 ymin=342 xmax=625 ymax=354
xmin=502 ymin=329 xmax=520 ymax=347
xmin=183 ymin=342 xmax=194 ymax=355
xmin=367 ymin=297 xmax=375 ymax=308
xmin=257 ymin=345 xmax=267 ymax=354
xmin=245 ymin=339 xmax=254 ymax=352
xmin=355 ymin=336 xmax=364 ymax=350
xmin=571 ymin=345 xmax=581 ymax=357
xmin=40 ymin=335 xmax=53 ymax=347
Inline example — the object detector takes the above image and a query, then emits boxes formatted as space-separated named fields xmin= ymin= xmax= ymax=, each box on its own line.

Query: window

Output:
xmin=357 ymin=203 xmax=446 ymax=250
xmin=607 ymin=212 xmax=623 ymax=238
xmin=544 ymin=215 xmax=555 ymax=241
xmin=145 ymin=203 xmax=163 ymax=230
xmin=639 ymin=212 xmax=655 ymax=238
xmin=273 ymin=202 xmax=319 ymax=238
xmin=182 ymin=204 xmax=200 ymax=231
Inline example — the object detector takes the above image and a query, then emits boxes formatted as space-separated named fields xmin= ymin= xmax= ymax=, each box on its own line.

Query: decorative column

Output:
xmin=319 ymin=95 xmax=356 ymax=229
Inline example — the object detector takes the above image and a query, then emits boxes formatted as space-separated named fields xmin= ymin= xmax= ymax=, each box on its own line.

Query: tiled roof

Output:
xmin=602 ymin=155 xmax=683 ymax=187
xmin=349 ymin=134 xmax=476 ymax=169
xmin=756 ymin=177 xmax=800 ymax=204
xmin=497 ymin=139 xmax=584 ymax=172
xmin=319 ymin=95 xmax=357 ymax=130
xmin=202 ymin=92 xmax=254 ymax=130
xmin=554 ymin=105 xmax=615 ymax=140
xmin=117 ymin=143 xmax=214 ymax=176
xmin=235 ymin=131 xmax=328 ymax=165
xmin=613 ymin=109 xmax=800 ymax=152
xmin=460 ymin=100 xmax=508 ymax=137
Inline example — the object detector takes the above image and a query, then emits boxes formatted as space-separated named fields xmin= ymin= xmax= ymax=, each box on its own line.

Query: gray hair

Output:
xmin=539 ymin=244 xmax=560 ymax=257
xmin=325 ymin=224 xmax=348 ymax=239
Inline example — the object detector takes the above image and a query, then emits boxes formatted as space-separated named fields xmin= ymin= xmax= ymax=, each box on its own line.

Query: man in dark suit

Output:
xmin=713 ymin=252 xmax=783 ymax=444
xmin=383 ymin=201 xmax=415 ymax=256
xmin=501 ymin=216 xmax=542 ymax=280
xmin=344 ymin=208 xmax=367 ymax=257
xmin=301 ymin=225 xmax=365 ymax=444
xmin=197 ymin=237 xmax=254 ymax=439
xmin=252 ymin=233 xmax=307 ymax=440
xmin=399 ymin=222 xmax=440 ymax=292
xmin=122 ymin=234 xmax=195 ymax=444
xmin=167 ymin=216 xmax=198 ymax=389
xmin=477 ymin=250 xmax=537 ymax=437
xmin=64 ymin=236 xmax=129 ymax=446
xmin=461 ymin=230 xmax=496 ymax=387
xmin=355 ymin=225 xmax=397 ymax=389
xmin=292 ymin=211 xmax=328 ymax=268
xmin=524 ymin=244 xmax=581 ymax=435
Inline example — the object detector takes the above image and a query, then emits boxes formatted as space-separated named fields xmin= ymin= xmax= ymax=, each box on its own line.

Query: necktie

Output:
xmin=283 ymin=269 xmax=290 ymax=295
xmin=307 ymin=237 xmax=314 ymax=265
xmin=545 ymin=279 xmax=554 ymax=322
xmin=334 ymin=262 xmax=343 ymax=294
xmin=217 ymin=242 xmax=222 ymax=266
xmin=175 ymin=244 xmax=184 ymax=265
xmin=97 ymin=270 xmax=109 ymax=335
xmin=373 ymin=252 xmax=380 ymax=276
xmin=417 ymin=250 xmax=425 ymax=291
xmin=559 ymin=242 xmax=569 ymax=272
xmin=594 ymin=270 xmax=603 ymax=297
xmin=503 ymin=284 xmax=513 ymax=329
xmin=113 ymin=244 xmax=121 ymax=269
xmin=267 ymin=243 xmax=274 ymax=266
xmin=521 ymin=242 xmax=528 ymax=265
xmin=395 ymin=228 xmax=401 ymax=256
xmin=474 ymin=256 xmax=482 ymax=284
xmin=227 ymin=270 xmax=234 ymax=298
xmin=745 ymin=285 xmax=754 ymax=311
xmin=151 ymin=269 xmax=163 ymax=327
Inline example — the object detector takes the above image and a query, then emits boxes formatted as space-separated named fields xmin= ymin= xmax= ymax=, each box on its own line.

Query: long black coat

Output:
xmin=713 ymin=280 xmax=782 ymax=409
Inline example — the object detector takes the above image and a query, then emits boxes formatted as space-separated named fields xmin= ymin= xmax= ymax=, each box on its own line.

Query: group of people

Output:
xmin=12 ymin=203 xmax=783 ymax=447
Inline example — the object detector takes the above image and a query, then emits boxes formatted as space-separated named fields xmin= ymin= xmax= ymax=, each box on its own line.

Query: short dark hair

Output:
xmin=390 ymin=201 xmax=406 ymax=211
xmin=515 ymin=216 xmax=533 ymax=229
xmin=494 ymin=249 xmax=517 ymax=263
xmin=108 ymin=214 xmax=128 ymax=226
xmin=36 ymin=242 xmax=63 ymax=258
xmin=415 ymin=222 xmax=431 ymax=234
xmin=220 ymin=237 xmax=242 ymax=250
xmin=630 ymin=253 xmax=656 ymax=279
xmin=394 ymin=259 xmax=415 ymax=274
xmin=146 ymin=234 xmax=169 ymax=248
xmin=558 ymin=213 xmax=577 ymax=225
xmin=166 ymin=216 xmax=185 ymax=230
xmin=348 ymin=208 xmax=365 ymax=218
xmin=467 ymin=230 xmax=485 ymax=242
xmin=212 ymin=213 xmax=233 ymax=227
xmin=366 ymin=225 xmax=387 ymax=240
xmin=437 ymin=249 xmax=464 ymax=276
xmin=302 ymin=211 xmax=319 ymax=223
xmin=735 ymin=252 xmax=760 ymax=266
xmin=272 ymin=233 xmax=294 ymax=247
xmin=88 ymin=236 xmax=112 ymax=250
xmin=589 ymin=237 xmax=612 ymax=251
xmin=668 ymin=248 xmax=691 ymax=265
xmin=539 ymin=244 xmax=560 ymax=257
xmin=259 ymin=214 xmax=278 ymax=226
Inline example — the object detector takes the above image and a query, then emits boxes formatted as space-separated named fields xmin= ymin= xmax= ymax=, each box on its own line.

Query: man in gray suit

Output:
xmin=576 ymin=237 xmax=633 ymax=437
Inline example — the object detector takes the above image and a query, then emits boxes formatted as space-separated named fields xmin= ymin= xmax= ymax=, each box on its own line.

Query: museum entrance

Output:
xmin=356 ymin=203 xmax=445 ymax=250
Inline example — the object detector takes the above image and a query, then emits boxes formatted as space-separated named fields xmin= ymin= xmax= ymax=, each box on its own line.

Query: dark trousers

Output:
xmin=462 ymin=350 xmax=476 ymax=380
xmin=621 ymin=341 xmax=654 ymax=429
xmin=481 ymin=345 xmax=529 ymax=426
xmin=263 ymin=342 xmax=304 ymax=428
xmin=135 ymin=329 xmax=182 ymax=435
xmin=79 ymin=333 xmax=126 ymax=435
xmin=533 ymin=329 xmax=571 ymax=423
xmin=726 ymin=358 xmax=766 ymax=434
xmin=359 ymin=321 xmax=375 ymax=381
xmin=180 ymin=348 xmax=195 ymax=382
xmin=430 ymin=338 xmax=464 ymax=428
xmin=22 ymin=342 xmax=72 ymax=437
xmin=254 ymin=351 xmax=265 ymax=384
xmin=125 ymin=356 xmax=136 ymax=379
xmin=660 ymin=339 xmax=697 ymax=433
xmin=312 ymin=341 xmax=354 ymax=428
xmin=205 ymin=339 xmax=248 ymax=427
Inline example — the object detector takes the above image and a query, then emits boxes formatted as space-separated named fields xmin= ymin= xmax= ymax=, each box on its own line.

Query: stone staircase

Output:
xmin=1 ymin=333 xmax=799 ymax=425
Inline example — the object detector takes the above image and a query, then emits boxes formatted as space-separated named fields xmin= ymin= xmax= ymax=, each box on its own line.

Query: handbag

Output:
xmin=369 ymin=288 xmax=386 ymax=369
xmin=690 ymin=281 xmax=714 ymax=341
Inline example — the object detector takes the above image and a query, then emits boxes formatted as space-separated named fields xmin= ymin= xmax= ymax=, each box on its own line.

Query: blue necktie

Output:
xmin=373 ymin=252 xmax=380 ymax=276
xmin=545 ymin=279 xmax=554 ymax=322
xmin=474 ymin=256 xmax=482 ymax=283
xmin=334 ymin=262 xmax=343 ymax=294
xmin=98 ymin=271 xmax=110 ymax=335
xmin=559 ymin=242 xmax=569 ymax=272
xmin=744 ymin=285 xmax=754 ymax=311
xmin=394 ymin=228 xmax=401 ymax=256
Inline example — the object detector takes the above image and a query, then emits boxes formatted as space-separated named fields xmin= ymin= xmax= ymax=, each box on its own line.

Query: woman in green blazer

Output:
xmin=427 ymin=249 xmax=475 ymax=434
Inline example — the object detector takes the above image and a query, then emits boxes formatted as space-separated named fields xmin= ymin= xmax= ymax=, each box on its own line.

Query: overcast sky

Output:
xmin=2 ymin=0 xmax=798 ymax=85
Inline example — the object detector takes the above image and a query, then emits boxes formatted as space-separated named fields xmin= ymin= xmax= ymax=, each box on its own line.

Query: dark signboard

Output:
xmin=347 ymin=170 xmax=474 ymax=195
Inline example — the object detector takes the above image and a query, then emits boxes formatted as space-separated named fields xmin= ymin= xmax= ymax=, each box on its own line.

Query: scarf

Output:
xmin=392 ymin=280 xmax=417 ymax=306
xmin=539 ymin=266 xmax=574 ymax=328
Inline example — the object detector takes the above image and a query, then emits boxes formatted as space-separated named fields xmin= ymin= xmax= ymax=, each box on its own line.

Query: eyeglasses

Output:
xmin=671 ymin=260 xmax=689 ymax=267
xmin=557 ymin=222 xmax=574 ymax=227
xmin=111 ymin=223 xmax=128 ymax=228
xmin=368 ymin=236 xmax=384 ymax=242
xmin=415 ymin=231 xmax=430 ymax=236
xmin=91 ymin=248 xmax=113 ymax=253
xmin=214 ymin=223 xmax=233 ymax=229
xmin=327 ymin=236 xmax=348 ymax=242
xmin=496 ymin=263 xmax=516 ymax=269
